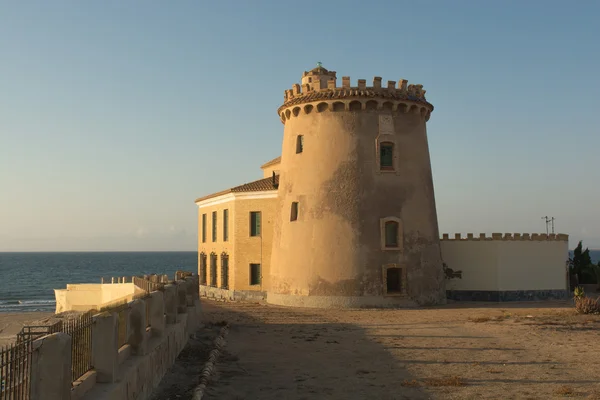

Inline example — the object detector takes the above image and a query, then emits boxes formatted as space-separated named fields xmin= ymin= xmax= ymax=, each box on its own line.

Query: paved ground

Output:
xmin=156 ymin=300 xmax=600 ymax=400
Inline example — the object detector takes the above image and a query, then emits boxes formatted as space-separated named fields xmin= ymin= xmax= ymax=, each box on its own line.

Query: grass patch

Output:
xmin=554 ymin=385 xmax=575 ymax=396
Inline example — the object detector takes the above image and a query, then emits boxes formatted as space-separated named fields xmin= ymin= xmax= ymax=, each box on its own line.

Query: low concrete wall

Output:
xmin=200 ymin=285 xmax=266 ymax=302
xmin=55 ymin=283 xmax=147 ymax=314
xmin=31 ymin=275 xmax=201 ymax=400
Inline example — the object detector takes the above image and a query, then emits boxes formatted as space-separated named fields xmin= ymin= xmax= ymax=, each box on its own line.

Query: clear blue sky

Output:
xmin=1 ymin=0 xmax=598 ymax=251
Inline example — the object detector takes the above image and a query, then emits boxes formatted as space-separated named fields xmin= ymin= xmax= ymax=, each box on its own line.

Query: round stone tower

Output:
xmin=268 ymin=64 xmax=446 ymax=308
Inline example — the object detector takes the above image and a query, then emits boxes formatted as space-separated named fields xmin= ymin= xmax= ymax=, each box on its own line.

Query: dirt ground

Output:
xmin=153 ymin=300 xmax=600 ymax=400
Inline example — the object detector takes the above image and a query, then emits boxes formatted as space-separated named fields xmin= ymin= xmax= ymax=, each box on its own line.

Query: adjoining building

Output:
xmin=195 ymin=159 xmax=281 ymax=301
xmin=195 ymin=64 xmax=570 ymax=307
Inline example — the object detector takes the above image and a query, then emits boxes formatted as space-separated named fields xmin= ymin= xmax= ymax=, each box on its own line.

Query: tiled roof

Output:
xmin=260 ymin=156 xmax=281 ymax=169
xmin=195 ymin=175 xmax=279 ymax=203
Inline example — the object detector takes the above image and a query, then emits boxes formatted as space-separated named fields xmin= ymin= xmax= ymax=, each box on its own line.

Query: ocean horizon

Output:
xmin=0 ymin=251 xmax=197 ymax=313
xmin=0 ymin=249 xmax=598 ymax=313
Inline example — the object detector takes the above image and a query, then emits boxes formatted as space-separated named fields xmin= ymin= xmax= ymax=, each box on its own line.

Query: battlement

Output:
xmin=283 ymin=76 xmax=427 ymax=103
xmin=278 ymin=71 xmax=434 ymax=123
xmin=440 ymin=233 xmax=569 ymax=241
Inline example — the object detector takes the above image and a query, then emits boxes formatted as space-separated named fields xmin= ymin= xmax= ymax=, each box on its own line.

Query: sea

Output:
xmin=0 ymin=252 xmax=197 ymax=313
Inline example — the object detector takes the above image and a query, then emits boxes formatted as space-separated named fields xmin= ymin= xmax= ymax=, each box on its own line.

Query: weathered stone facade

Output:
xmin=268 ymin=65 xmax=446 ymax=307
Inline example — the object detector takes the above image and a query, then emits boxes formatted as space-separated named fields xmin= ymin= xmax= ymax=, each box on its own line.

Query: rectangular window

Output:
xmin=290 ymin=202 xmax=298 ymax=221
xmin=296 ymin=135 xmax=304 ymax=153
xmin=223 ymin=209 xmax=229 ymax=242
xmin=250 ymin=211 xmax=261 ymax=237
xmin=199 ymin=253 xmax=207 ymax=285
xmin=212 ymin=211 xmax=217 ymax=242
xmin=380 ymin=142 xmax=394 ymax=170
xmin=221 ymin=254 xmax=229 ymax=289
xmin=249 ymin=263 xmax=261 ymax=285
xmin=210 ymin=253 xmax=217 ymax=287
xmin=201 ymin=214 xmax=207 ymax=243
xmin=385 ymin=221 xmax=399 ymax=247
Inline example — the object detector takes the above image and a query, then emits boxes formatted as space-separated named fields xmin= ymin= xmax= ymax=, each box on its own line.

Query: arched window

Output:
xmin=209 ymin=252 xmax=217 ymax=287
xmin=380 ymin=217 xmax=403 ymax=251
xmin=199 ymin=252 xmax=207 ymax=285
xmin=385 ymin=221 xmax=399 ymax=248
xmin=380 ymin=142 xmax=394 ymax=170
xmin=220 ymin=253 xmax=229 ymax=289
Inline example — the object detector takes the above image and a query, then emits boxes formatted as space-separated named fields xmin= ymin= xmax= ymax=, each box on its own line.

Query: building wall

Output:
xmin=233 ymin=196 xmax=277 ymax=291
xmin=197 ymin=198 xmax=235 ymax=289
xmin=261 ymin=161 xmax=281 ymax=178
xmin=441 ymin=233 xmax=569 ymax=298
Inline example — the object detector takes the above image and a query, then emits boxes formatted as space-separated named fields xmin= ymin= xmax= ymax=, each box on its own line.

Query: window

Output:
xmin=386 ymin=267 xmax=402 ymax=294
xmin=223 ymin=209 xmax=229 ymax=242
xmin=212 ymin=211 xmax=217 ymax=242
xmin=380 ymin=217 xmax=403 ymax=251
xmin=210 ymin=253 xmax=217 ymax=287
xmin=290 ymin=202 xmax=298 ymax=221
xmin=201 ymin=214 xmax=207 ymax=243
xmin=380 ymin=142 xmax=394 ymax=170
xmin=385 ymin=221 xmax=399 ymax=248
xmin=250 ymin=211 xmax=261 ymax=237
xmin=199 ymin=253 xmax=207 ymax=285
xmin=296 ymin=135 xmax=304 ymax=153
xmin=221 ymin=253 xmax=229 ymax=289
xmin=250 ymin=263 xmax=261 ymax=285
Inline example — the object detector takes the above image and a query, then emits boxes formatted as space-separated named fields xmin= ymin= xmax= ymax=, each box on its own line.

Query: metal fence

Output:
xmin=62 ymin=313 xmax=94 ymax=382
xmin=0 ymin=340 xmax=32 ymax=400
xmin=16 ymin=321 xmax=62 ymax=344
xmin=132 ymin=276 xmax=164 ymax=293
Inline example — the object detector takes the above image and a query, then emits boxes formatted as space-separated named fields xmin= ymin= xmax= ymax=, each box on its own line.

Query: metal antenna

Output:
xmin=541 ymin=216 xmax=550 ymax=235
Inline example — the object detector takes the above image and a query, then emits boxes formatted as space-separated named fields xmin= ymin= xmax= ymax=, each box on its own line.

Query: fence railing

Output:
xmin=11 ymin=271 xmax=197 ymax=394
xmin=62 ymin=313 xmax=93 ymax=382
xmin=0 ymin=340 xmax=32 ymax=400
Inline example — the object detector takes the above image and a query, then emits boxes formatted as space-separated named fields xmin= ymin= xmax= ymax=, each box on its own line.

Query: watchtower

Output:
xmin=268 ymin=64 xmax=446 ymax=308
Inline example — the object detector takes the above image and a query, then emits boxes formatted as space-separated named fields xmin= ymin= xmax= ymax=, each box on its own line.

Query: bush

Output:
xmin=575 ymin=296 xmax=600 ymax=315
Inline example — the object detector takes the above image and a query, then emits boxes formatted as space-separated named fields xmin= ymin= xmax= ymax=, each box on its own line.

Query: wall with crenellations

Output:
xmin=441 ymin=233 xmax=570 ymax=301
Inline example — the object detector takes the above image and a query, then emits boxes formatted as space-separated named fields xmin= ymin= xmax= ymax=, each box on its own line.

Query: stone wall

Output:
xmin=200 ymin=284 xmax=266 ymax=303
xmin=29 ymin=276 xmax=201 ymax=400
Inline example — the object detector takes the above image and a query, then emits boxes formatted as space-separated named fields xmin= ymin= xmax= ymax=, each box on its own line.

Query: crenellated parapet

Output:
xmin=440 ymin=233 xmax=569 ymax=241
xmin=278 ymin=68 xmax=433 ymax=124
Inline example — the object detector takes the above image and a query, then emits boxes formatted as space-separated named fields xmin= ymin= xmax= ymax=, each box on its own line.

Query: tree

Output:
xmin=569 ymin=241 xmax=594 ymax=285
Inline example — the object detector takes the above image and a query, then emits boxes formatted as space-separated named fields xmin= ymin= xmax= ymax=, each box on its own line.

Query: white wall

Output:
xmin=441 ymin=233 xmax=569 ymax=292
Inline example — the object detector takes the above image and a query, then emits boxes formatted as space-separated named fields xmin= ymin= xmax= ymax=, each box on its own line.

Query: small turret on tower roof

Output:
xmin=302 ymin=62 xmax=337 ymax=91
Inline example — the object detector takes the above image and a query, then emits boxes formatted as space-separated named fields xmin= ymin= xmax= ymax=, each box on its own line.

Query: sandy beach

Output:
xmin=0 ymin=312 xmax=54 ymax=347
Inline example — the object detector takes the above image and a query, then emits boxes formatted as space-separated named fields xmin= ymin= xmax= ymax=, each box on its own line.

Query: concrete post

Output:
xmin=163 ymin=284 xmax=177 ymax=324
xmin=30 ymin=333 xmax=72 ymax=400
xmin=176 ymin=281 xmax=188 ymax=314
xmin=149 ymin=290 xmax=165 ymax=337
xmin=92 ymin=311 xmax=118 ymax=383
xmin=127 ymin=299 xmax=148 ymax=356
xmin=184 ymin=278 xmax=195 ymax=306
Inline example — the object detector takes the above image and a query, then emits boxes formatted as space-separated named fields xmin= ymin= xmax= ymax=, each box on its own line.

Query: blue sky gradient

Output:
xmin=1 ymin=0 xmax=598 ymax=251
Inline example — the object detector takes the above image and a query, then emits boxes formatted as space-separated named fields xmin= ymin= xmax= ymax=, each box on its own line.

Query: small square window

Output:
xmin=380 ymin=142 xmax=394 ymax=170
xmin=250 ymin=263 xmax=261 ymax=285
xmin=296 ymin=135 xmax=304 ymax=154
xmin=290 ymin=202 xmax=298 ymax=221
